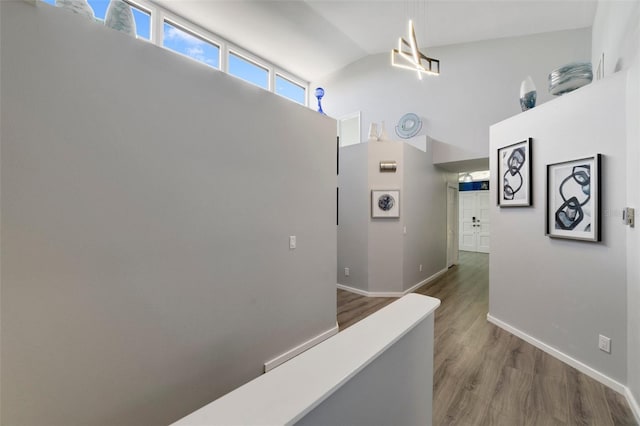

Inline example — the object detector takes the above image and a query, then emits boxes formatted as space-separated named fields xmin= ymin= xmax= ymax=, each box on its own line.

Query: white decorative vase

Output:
xmin=379 ymin=121 xmax=389 ymax=141
xmin=105 ymin=0 xmax=137 ymax=37
xmin=368 ymin=123 xmax=379 ymax=141
xmin=55 ymin=0 xmax=95 ymax=20
xmin=519 ymin=75 xmax=537 ymax=111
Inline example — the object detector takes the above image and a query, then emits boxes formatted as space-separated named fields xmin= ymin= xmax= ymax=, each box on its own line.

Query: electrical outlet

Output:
xmin=419 ymin=264 xmax=423 ymax=272
xmin=344 ymin=267 xmax=350 ymax=277
xmin=289 ymin=236 xmax=296 ymax=249
xmin=598 ymin=334 xmax=611 ymax=353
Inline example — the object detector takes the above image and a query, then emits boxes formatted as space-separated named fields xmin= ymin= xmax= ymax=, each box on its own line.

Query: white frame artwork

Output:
xmin=371 ymin=190 xmax=400 ymax=218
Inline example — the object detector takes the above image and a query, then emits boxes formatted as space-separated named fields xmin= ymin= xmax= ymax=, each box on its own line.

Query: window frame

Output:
xmin=161 ymin=17 xmax=222 ymax=70
xmin=227 ymin=48 xmax=271 ymax=90
xmin=274 ymin=72 xmax=307 ymax=105
xmin=122 ymin=0 xmax=152 ymax=41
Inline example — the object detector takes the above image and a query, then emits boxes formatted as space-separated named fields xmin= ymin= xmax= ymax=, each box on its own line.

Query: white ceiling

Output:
xmin=154 ymin=0 xmax=598 ymax=82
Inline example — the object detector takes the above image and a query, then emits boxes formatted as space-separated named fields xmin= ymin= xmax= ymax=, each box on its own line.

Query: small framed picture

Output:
xmin=546 ymin=154 xmax=601 ymax=242
xmin=371 ymin=190 xmax=400 ymax=218
xmin=497 ymin=138 xmax=532 ymax=207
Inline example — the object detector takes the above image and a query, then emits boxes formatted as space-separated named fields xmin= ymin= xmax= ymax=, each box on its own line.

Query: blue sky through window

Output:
xmin=275 ymin=75 xmax=305 ymax=105
xmin=42 ymin=0 xmax=150 ymax=39
xmin=129 ymin=6 xmax=150 ymax=40
xmin=229 ymin=52 xmax=268 ymax=90
xmin=163 ymin=21 xmax=220 ymax=69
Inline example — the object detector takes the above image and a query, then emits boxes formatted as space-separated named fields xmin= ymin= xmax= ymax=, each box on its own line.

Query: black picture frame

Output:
xmin=497 ymin=138 xmax=532 ymax=207
xmin=546 ymin=154 xmax=602 ymax=242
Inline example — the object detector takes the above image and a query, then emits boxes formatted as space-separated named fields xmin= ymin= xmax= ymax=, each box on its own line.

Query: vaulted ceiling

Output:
xmin=154 ymin=0 xmax=598 ymax=82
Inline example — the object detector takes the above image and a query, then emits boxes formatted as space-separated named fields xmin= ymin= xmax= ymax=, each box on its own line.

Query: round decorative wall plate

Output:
xmin=395 ymin=113 xmax=422 ymax=139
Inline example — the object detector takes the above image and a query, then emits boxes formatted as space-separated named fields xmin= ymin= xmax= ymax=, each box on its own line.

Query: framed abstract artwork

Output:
xmin=546 ymin=154 xmax=601 ymax=242
xmin=371 ymin=190 xmax=400 ymax=218
xmin=497 ymin=138 xmax=532 ymax=207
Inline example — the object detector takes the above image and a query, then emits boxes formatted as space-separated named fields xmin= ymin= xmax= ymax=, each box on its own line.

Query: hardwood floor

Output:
xmin=336 ymin=251 xmax=637 ymax=426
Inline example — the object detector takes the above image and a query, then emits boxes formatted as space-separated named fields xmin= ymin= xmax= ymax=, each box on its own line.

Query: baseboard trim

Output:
xmin=403 ymin=268 xmax=448 ymax=295
xmin=263 ymin=323 xmax=339 ymax=373
xmin=337 ymin=267 xmax=448 ymax=298
xmin=487 ymin=314 xmax=626 ymax=394
xmin=626 ymin=386 xmax=640 ymax=425
xmin=336 ymin=284 xmax=394 ymax=297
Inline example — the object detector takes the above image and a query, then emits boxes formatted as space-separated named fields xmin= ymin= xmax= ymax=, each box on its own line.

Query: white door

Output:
xmin=459 ymin=191 xmax=490 ymax=253
xmin=459 ymin=193 xmax=477 ymax=252
xmin=476 ymin=192 xmax=490 ymax=253
xmin=447 ymin=186 xmax=459 ymax=267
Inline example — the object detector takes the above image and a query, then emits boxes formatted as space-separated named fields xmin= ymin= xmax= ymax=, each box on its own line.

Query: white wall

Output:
xmin=314 ymin=28 xmax=591 ymax=160
xmin=338 ymin=139 xmax=449 ymax=295
xmin=592 ymin=0 xmax=640 ymax=416
xmin=296 ymin=316 xmax=434 ymax=426
xmin=402 ymin=142 xmax=448 ymax=291
xmin=172 ymin=294 xmax=439 ymax=426
xmin=626 ymin=52 xmax=640 ymax=418
xmin=489 ymin=73 xmax=628 ymax=385
xmin=337 ymin=143 xmax=369 ymax=290
xmin=0 ymin=2 xmax=337 ymax=425
xmin=367 ymin=142 xmax=405 ymax=293
xmin=592 ymin=0 xmax=640 ymax=75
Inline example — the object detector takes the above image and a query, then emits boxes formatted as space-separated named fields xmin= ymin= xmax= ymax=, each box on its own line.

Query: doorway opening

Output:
xmin=458 ymin=171 xmax=490 ymax=253
xmin=446 ymin=185 xmax=459 ymax=267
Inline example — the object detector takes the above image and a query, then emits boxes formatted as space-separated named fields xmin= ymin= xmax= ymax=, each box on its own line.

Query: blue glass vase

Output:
xmin=315 ymin=87 xmax=325 ymax=114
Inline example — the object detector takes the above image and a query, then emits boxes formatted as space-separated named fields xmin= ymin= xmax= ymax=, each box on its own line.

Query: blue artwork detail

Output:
xmin=315 ymin=87 xmax=325 ymax=114
xmin=520 ymin=91 xmax=537 ymax=111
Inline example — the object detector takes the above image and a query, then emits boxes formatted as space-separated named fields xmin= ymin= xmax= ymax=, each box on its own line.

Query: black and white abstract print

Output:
xmin=498 ymin=138 xmax=532 ymax=207
xmin=554 ymin=163 xmax=591 ymax=232
xmin=546 ymin=154 xmax=601 ymax=242
xmin=503 ymin=147 xmax=526 ymax=201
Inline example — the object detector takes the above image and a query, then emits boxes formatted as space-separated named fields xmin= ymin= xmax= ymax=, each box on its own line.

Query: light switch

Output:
xmin=598 ymin=334 xmax=611 ymax=353
xmin=289 ymin=236 xmax=296 ymax=249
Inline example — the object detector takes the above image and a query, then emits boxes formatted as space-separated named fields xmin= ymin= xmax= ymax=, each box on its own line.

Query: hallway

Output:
xmin=337 ymin=252 xmax=636 ymax=425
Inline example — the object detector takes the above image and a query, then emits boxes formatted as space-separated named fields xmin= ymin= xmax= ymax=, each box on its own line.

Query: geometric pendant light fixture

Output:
xmin=391 ymin=20 xmax=440 ymax=79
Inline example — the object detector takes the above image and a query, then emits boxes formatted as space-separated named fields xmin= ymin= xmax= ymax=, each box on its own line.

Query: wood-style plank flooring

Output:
xmin=337 ymin=252 xmax=637 ymax=426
